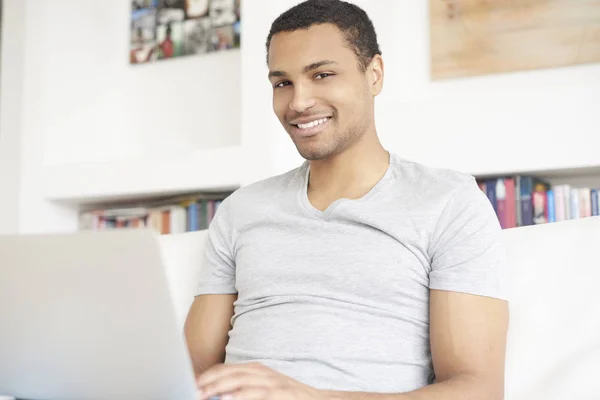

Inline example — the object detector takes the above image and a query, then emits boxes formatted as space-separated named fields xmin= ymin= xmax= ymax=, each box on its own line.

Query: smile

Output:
xmin=291 ymin=117 xmax=331 ymax=137
xmin=295 ymin=117 xmax=329 ymax=130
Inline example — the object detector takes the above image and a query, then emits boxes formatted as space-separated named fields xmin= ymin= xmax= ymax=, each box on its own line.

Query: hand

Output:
xmin=196 ymin=362 xmax=325 ymax=400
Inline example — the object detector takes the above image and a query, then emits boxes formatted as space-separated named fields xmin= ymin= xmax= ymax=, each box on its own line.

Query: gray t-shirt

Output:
xmin=196 ymin=152 xmax=509 ymax=393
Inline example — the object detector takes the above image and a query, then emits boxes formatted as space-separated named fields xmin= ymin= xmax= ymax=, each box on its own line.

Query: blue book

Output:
xmin=520 ymin=176 xmax=534 ymax=226
xmin=547 ymin=190 xmax=555 ymax=223
xmin=592 ymin=189 xmax=599 ymax=217
xmin=570 ymin=188 xmax=580 ymax=219
xmin=188 ymin=202 xmax=198 ymax=231
xmin=485 ymin=179 xmax=498 ymax=215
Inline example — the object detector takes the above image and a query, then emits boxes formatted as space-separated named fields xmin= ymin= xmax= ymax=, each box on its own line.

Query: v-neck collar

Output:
xmin=298 ymin=153 xmax=396 ymax=219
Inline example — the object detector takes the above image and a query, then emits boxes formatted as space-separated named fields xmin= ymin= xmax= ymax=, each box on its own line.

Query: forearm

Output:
xmin=323 ymin=374 xmax=502 ymax=400
xmin=184 ymin=320 xmax=226 ymax=375
xmin=183 ymin=295 xmax=236 ymax=376
xmin=187 ymin=343 xmax=226 ymax=376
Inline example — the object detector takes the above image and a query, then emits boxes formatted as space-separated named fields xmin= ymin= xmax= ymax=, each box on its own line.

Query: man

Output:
xmin=184 ymin=1 xmax=509 ymax=399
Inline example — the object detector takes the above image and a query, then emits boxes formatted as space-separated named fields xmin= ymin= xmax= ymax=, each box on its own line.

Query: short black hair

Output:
xmin=266 ymin=0 xmax=382 ymax=72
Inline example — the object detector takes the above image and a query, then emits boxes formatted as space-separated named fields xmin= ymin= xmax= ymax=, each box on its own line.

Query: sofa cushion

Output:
xmin=502 ymin=216 xmax=600 ymax=399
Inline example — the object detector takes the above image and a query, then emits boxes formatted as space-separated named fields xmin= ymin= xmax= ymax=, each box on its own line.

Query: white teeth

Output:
xmin=297 ymin=118 xmax=329 ymax=130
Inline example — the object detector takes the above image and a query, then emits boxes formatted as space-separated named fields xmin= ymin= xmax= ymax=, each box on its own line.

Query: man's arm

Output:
xmin=324 ymin=289 xmax=509 ymax=400
xmin=184 ymin=294 xmax=237 ymax=376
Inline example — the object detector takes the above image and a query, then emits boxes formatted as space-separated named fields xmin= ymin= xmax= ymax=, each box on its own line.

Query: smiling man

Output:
xmin=184 ymin=1 xmax=509 ymax=400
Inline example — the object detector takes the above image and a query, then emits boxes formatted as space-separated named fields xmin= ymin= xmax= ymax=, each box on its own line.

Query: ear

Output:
xmin=369 ymin=55 xmax=384 ymax=96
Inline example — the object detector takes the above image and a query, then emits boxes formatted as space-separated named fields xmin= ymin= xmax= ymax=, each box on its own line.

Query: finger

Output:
xmin=197 ymin=362 xmax=269 ymax=387
xmin=199 ymin=373 xmax=277 ymax=400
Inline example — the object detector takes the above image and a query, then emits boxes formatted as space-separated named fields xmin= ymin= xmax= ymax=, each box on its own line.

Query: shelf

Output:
xmin=43 ymin=146 xmax=245 ymax=206
xmin=471 ymin=164 xmax=600 ymax=179
xmin=470 ymin=164 xmax=600 ymax=190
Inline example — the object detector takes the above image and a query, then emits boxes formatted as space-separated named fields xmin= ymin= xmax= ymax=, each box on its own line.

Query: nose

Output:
xmin=288 ymin=84 xmax=316 ymax=113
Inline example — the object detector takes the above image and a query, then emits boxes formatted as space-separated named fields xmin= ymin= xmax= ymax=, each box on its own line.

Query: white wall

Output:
xmin=239 ymin=0 xmax=289 ymax=184
xmin=9 ymin=0 xmax=600 ymax=232
xmin=40 ymin=0 xmax=241 ymax=166
xmin=15 ymin=0 xmax=242 ymax=233
xmin=0 ymin=0 xmax=25 ymax=234
xmin=241 ymin=1 xmax=600 ymax=180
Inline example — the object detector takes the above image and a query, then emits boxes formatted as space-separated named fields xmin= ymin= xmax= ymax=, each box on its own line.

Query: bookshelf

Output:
xmin=472 ymin=165 xmax=600 ymax=185
xmin=42 ymin=146 xmax=244 ymax=236
xmin=472 ymin=166 xmax=600 ymax=192
xmin=78 ymin=191 xmax=233 ymax=235
xmin=473 ymin=166 xmax=600 ymax=229
xmin=43 ymin=146 xmax=244 ymax=205
xmin=41 ymin=139 xmax=600 ymax=235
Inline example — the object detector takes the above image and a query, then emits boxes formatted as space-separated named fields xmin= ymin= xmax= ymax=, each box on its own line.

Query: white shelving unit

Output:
xmin=471 ymin=165 xmax=600 ymax=189
xmin=43 ymin=146 xmax=245 ymax=206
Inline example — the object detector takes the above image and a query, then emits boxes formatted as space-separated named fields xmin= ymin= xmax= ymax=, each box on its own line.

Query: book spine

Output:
xmin=200 ymin=200 xmax=209 ymax=230
xmin=495 ymin=179 xmax=507 ymax=229
xmin=563 ymin=185 xmax=572 ymax=219
xmin=505 ymin=178 xmax=516 ymax=228
xmin=532 ymin=191 xmax=547 ymax=224
xmin=161 ymin=210 xmax=170 ymax=234
xmin=547 ymin=190 xmax=555 ymax=223
xmin=570 ymin=188 xmax=580 ymax=219
xmin=485 ymin=179 xmax=498 ymax=215
xmin=520 ymin=176 xmax=534 ymax=226
xmin=188 ymin=203 xmax=198 ymax=231
xmin=515 ymin=176 xmax=522 ymax=226
xmin=554 ymin=185 xmax=564 ymax=221
xmin=580 ymin=188 xmax=592 ymax=218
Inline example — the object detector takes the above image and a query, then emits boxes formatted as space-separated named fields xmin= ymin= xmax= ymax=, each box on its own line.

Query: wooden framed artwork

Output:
xmin=429 ymin=0 xmax=600 ymax=80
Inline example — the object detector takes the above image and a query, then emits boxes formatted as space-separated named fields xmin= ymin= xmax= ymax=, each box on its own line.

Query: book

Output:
xmin=485 ymin=180 xmax=498 ymax=214
xmin=78 ymin=191 xmax=232 ymax=234
xmin=504 ymin=178 xmax=517 ymax=229
xmin=515 ymin=176 xmax=523 ymax=227
xmin=495 ymin=179 xmax=507 ymax=229
xmin=546 ymin=190 xmax=555 ymax=223
xmin=579 ymin=188 xmax=592 ymax=218
xmin=570 ymin=188 xmax=580 ymax=220
xmin=475 ymin=174 xmax=599 ymax=229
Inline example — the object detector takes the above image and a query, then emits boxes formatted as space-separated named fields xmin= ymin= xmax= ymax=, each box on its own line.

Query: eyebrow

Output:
xmin=268 ymin=60 xmax=338 ymax=79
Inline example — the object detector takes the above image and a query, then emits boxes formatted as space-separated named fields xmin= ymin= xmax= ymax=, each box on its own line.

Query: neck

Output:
xmin=307 ymin=133 xmax=390 ymax=199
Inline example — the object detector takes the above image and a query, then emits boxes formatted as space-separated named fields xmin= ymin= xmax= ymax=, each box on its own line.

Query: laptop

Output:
xmin=0 ymin=229 xmax=198 ymax=400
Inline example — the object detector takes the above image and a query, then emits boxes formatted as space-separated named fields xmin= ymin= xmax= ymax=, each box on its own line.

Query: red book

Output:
xmin=478 ymin=181 xmax=486 ymax=193
xmin=504 ymin=178 xmax=516 ymax=228
xmin=496 ymin=179 xmax=507 ymax=229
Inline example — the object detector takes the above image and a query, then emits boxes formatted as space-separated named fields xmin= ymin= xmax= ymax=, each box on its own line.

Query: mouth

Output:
xmin=289 ymin=117 xmax=331 ymax=138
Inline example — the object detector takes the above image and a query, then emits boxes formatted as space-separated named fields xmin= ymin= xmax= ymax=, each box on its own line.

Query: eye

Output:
xmin=274 ymin=80 xmax=291 ymax=88
xmin=315 ymin=72 xmax=334 ymax=80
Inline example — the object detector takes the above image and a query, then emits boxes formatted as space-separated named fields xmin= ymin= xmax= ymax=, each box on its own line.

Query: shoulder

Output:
xmin=391 ymin=157 xmax=501 ymax=244
xmin=390 ymin=154 xmax=480 ymax=205
xmin=213 ymin=162 xmax=307 ymax=225
xmin=385 ymin=154 xmax=496 ymax=238
xmin=228 ymin=162 xmax=306 ymax=205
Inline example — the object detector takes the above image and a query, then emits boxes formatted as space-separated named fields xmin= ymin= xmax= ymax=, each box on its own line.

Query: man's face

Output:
xmin=268 ymin=24 xmax=379 ymax=161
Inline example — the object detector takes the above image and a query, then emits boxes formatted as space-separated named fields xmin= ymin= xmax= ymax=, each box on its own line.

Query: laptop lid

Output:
xmin=0 ymin=229 xmax=198 ymax=400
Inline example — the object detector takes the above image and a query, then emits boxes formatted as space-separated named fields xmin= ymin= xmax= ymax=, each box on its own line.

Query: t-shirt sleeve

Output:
xmin=428 ymin=178 xmax=509 ymax=301
xmin=196 ymin=199 xmax=238 ymax=296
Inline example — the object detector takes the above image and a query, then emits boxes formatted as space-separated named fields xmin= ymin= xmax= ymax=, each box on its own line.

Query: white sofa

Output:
xmin=158 ymin=216 xmax=600 ymax=400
